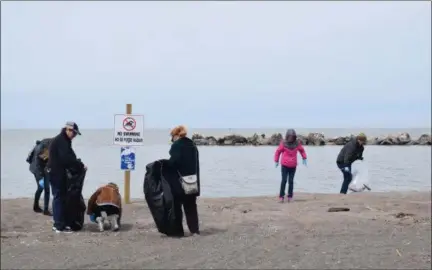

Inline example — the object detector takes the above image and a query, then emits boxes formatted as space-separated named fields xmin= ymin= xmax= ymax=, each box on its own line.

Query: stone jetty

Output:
xmin=191 ymin=132 xmax=432 ymax=146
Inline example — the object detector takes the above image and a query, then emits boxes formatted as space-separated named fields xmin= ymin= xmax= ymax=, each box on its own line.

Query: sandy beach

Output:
xmin=1 ymin=192 xmax=431 ymax=269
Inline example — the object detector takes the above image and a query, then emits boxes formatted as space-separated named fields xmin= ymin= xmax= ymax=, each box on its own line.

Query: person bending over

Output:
xmin=336 ymin=133 xmax=367 ymax=194
xmin=27 ymin=138 xmax=53 ymax=215
xmin=87 ymin=182 xmax=122 ymax=232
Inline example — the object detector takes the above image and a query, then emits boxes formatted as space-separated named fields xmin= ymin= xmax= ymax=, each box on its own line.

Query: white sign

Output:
xmin=113 ymin=114 xmax=144 ymax=146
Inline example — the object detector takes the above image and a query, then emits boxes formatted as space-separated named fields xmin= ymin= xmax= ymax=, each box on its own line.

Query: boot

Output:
xmin=33 ymin=202 xmax=43 ymax=213
xmin=43 ymin=209 xmax=53 ymax=216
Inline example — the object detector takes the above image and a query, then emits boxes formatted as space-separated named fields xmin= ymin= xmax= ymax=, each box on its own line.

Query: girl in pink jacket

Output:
xmin=274 ymin=129 xmax=307 ymax=202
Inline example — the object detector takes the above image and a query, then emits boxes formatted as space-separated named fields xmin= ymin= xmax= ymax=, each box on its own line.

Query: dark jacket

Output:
xmin=168 ymin=137 xmax=201 ymax=196
xmin=336 ymin=138 xmax=364 ymax=167
xmin=29 ymin=138 xmax=52 ymax=180
xmin=47 ymin=128 xmax=83 ymax=176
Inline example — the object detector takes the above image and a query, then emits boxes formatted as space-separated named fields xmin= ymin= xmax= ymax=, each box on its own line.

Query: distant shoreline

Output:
xmin=1 ymin=127 xmax=431 ymax=131
xmin=192 ymin=132 xmax=432 ymax=146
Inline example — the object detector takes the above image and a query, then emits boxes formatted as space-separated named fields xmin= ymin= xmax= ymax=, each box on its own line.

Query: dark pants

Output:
xmin=34 ymin=174 xmax=50 ymax=211
xmin=337 ymin=164 xmax=352 ymax=194
xmin=173 ymin=195 xmax=199 ymax=236
xmin=50 ymin=174 xmax=67 ymax=230
xmin=280 ymin=166 xmax=296 ymax=198
xmin=93 ymin=204 xmax=121 ymax=225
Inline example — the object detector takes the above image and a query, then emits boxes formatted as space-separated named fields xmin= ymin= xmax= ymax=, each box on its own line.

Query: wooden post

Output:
xmin=124 ymin=103 xmax=132 ymax=204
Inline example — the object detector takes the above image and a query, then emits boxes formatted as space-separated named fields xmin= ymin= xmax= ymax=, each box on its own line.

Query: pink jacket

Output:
xmin=274 ymin=141 xmax=307 ymax=168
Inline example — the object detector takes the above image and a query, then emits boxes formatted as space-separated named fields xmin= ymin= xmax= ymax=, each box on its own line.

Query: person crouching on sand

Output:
xmin=87 ymin=183 xmax=122 ymax=232
xmin=274 ymin=129 xmax=307 ymax=203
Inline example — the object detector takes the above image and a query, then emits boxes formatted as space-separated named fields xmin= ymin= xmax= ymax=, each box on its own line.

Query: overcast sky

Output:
xmin=1 ymin=1 xmax=430 ymax=129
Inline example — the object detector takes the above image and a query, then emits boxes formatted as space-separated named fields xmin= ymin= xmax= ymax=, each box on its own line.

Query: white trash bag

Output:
xmin=349 ymin=161 xmax=372 ymax=192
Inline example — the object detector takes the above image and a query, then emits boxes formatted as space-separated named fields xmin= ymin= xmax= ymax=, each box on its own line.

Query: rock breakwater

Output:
xmin=191 ymin=132 xmax=431 ymax=146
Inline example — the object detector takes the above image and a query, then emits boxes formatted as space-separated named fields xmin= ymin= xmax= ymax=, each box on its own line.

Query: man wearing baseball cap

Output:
xmin=47 ymin=121 xmax=86 ymax=233
xmin=65 ymin=121 xmax=82 ymax=136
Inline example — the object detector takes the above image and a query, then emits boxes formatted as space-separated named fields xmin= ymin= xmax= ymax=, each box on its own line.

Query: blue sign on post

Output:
xmin=121 ymin=147 xmax=135 ymax=171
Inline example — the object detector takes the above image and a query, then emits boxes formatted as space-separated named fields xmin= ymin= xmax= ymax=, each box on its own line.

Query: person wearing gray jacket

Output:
xmin=27 ymin=138 xmax=52 ymax=215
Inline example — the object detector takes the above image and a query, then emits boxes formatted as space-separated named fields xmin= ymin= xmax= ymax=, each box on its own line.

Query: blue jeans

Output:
xmin=280 ymin=166 xmax=296 ymax=198
xmin=50 ymin=174 xmax=67 ymax=229
xmin=337 ymin=164 xmax=352 ymax=194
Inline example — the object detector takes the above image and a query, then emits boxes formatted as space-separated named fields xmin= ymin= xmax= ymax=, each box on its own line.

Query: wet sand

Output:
xmin=1 ymin=192 xmax=431 ymax=269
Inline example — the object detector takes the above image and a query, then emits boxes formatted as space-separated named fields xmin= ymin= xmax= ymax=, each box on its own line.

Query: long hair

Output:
xmin=38 ymin=138 xmax=53 ymax=161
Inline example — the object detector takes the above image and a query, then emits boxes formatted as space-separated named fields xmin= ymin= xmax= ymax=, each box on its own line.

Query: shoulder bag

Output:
xmin=178 ymin=146 xmax=199 ymax=195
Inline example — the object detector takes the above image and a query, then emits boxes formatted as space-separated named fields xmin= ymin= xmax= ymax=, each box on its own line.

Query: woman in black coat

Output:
xmin=168 ymin=125 xmax=200 ymax=236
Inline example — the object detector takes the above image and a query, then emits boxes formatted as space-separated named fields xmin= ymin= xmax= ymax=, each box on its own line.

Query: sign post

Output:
xmin=113 ymin=104 xmax=144 ymax=204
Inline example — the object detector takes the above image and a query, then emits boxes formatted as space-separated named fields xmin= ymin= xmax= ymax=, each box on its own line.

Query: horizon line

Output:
xmin=1 ymin=127 xmax=431 ymax=131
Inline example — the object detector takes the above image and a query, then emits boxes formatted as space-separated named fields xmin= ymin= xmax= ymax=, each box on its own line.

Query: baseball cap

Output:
xmin=65 ymin=121 xmax=82 ymax=135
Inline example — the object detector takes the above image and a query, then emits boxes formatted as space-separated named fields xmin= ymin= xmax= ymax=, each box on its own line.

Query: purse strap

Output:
xmin=177 ymin=144 xmax=199 ymax=177
xmin=194 ymin=143 xmax=198 ymax=173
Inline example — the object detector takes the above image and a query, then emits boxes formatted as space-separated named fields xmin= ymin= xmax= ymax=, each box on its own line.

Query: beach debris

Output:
xmin=394 ymin=212 xmax=415 ymax=219
xmin=327 ymin=207 xmax=350 ymax=212
xmin=396 ymin=248 xmax=402 ymax=257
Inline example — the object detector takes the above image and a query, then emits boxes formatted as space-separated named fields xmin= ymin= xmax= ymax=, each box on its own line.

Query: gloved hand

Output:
xmin=275 ymin=162 xmax=279 ymax=168
xmin=302 ymin=159 xmax=307 ymax=166
xmin=358 ymin=156 xmax=364 ymax=161
xmin=342 ymin=167 xmax=350 ymax=173
xmin=89 ymin=214 xmax=96 ymax=223
xmin=38 ymin=179 xmax=44 ymax=189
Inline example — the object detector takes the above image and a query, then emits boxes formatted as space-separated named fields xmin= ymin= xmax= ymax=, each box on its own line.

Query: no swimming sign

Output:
xmin=113 ymin=114 xmax=144 ymax=146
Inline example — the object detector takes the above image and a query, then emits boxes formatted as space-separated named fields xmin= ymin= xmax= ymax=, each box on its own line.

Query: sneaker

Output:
xmin=52 ymin=226 xmax=73 ymax=234
xmin=278 ymin=197 xmax=284 ymax=203
xmin=96 ymin=217 xmax=104 ymax=232
xmin=287 ymin=196 xmax=293 ymax=202
xmin=109 ymin=215 xmax=119 ymax=232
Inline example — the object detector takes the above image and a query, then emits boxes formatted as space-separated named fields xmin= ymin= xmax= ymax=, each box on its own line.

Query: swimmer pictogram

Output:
xmin=123 ymin=117 xmax=136 ymax=131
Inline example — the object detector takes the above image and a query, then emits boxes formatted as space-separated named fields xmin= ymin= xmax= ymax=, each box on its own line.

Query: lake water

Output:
xmin=1 ymin=128 xmax=431 ymax=199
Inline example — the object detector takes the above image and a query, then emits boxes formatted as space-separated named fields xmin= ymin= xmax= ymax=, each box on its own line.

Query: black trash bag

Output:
xmin=65 ymin=161 xmax=86 ymax=231
xmin=143 ymin=159 xmax=179 ymax=236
